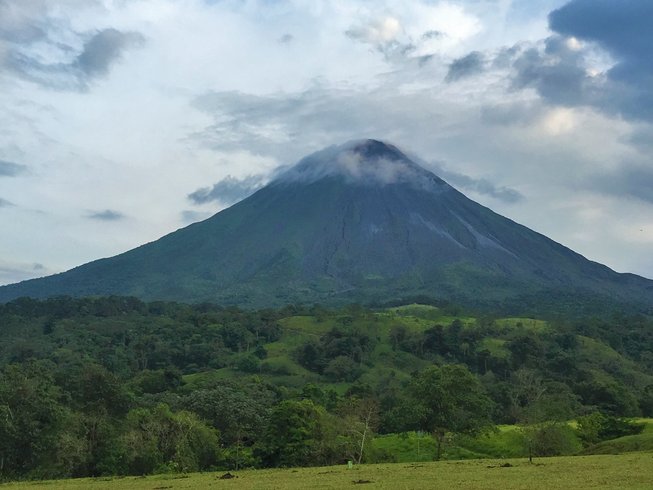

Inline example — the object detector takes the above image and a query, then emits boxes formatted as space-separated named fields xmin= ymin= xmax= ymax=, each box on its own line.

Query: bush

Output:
xmin=234 ymin=354 xmax=260 ymax=373
xmin=523 ymin=422 xmax=581 ymax=458
xmin=576 ymin=412 xmax=645 ymax=445
xmin=324 ymin=356 xmax=361 ymax=382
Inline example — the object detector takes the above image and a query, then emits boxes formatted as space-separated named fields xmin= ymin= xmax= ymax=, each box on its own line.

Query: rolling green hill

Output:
xmin=1 ymin=297 xmax=652 ymax=481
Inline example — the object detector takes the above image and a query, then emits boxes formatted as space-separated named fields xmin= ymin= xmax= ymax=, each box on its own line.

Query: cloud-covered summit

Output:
xmin=274 ymin=139 xmax=448 ymax=191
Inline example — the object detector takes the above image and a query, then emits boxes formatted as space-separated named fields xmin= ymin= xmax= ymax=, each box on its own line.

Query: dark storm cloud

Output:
xmin=549 ymin=0 xmax=653 ymax=79
xmin=0 ymin=160 xmax=28 ymax=176
xmin=508 ymin=0 xmax=653 ymax=122
xmin=87 ymin=209 xmax=125 ymax=221
xmin=188 ymin=175 xmax=265 ymax=205
xmin=548 ymin=0 xmax=653 ymax=122
xmin=445 ymin=51 xmax=485 ymax=83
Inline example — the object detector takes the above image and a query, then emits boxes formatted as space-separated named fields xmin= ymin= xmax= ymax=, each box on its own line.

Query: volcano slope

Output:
xmin=1 ymin=139 xmax=652 ymax=311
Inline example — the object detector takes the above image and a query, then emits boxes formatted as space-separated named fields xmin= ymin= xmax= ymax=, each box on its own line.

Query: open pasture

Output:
xmin=3 ymin=453 xmax=652 ymax=490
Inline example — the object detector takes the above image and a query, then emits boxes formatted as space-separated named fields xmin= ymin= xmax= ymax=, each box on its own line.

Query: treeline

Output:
xmin=0 ymin=296 xmax=651 ymax=481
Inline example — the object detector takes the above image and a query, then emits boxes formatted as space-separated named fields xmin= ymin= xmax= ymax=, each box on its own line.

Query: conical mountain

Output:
xmin=1 ymin=139 xmax=652 ymax=311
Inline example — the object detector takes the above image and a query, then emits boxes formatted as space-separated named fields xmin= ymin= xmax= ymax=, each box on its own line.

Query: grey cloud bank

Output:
xmin=505 ymin=0 xmax=653 ymax=123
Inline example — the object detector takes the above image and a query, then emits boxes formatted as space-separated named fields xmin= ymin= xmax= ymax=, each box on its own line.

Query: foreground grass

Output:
xmin=3 ymin=453 xmax=653 ymax=490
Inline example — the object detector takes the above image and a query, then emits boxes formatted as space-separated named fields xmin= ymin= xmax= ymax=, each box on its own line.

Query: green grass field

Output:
xmin=3 ymin=453 xmax=652 ymax=489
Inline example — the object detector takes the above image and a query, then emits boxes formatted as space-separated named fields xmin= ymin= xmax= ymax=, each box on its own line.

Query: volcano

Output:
xmin=1 ymin=139 xmax=652 ymax=311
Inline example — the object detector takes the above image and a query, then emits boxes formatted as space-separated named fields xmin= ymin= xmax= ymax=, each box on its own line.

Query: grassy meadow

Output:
xmin=2 ymin=453 xmax=653 ymax=490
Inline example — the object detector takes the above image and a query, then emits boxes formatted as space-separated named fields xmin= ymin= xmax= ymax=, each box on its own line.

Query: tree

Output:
xmin=121 ymin=404 xmax=220 ymax=474
xmin=184 ymin=385 xmax=275 ymax=469
xmin=337 ymin=397 xmax=379 ymax=464
xmin=254 ymin=399 xmax=336 ymax=467
xmin=408 ymin=364 xmax=493 ymax=460
xmin=508 ymin=369 xmax=580 ymax=462
xmin=0 ymin=362 xmax=68 ymax=478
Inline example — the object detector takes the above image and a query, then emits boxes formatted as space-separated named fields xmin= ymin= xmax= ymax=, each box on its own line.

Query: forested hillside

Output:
xmin=1 ymin=296 xmax=652 ymax=480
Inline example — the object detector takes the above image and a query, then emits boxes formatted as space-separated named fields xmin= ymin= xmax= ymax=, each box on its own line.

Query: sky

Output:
xmin=1 ymin=0 xmax=653 ymax=285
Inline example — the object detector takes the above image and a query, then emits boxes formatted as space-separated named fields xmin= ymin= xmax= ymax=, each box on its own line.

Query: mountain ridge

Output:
xmin=1 ymin=139 xmax=652 ymax=312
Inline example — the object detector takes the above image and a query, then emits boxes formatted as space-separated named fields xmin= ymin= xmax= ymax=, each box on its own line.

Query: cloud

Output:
xmin=0 ymin=259 xmax=52 ymax=285
xmin=548 ymin=0 xmax=653 ymax=122
xmin=549 ymin=0 xmax=653 ymax=78
xmin=0 ymin=159 xmax=27 ymax=176
xmin=510 ymin=39 xmax=589 ymax=106
xmin=421 ymin=30 xmax=443 ymax=41
xmin=344 ymin=15 xmax=421 ymax=63
xmin=278 ymin=33 xmax=293 ymax=44
xmin=1 ymin=13 xmax=144 ymax=91
xmin=87 ymin=209 xmax=125 ymax=221
xmin=75 ymin=28 xmax=145 ymax=79
xmin=181 ymin=210 xmax=213 ymax=223
xmin=593 ymin=164 xmax=653 ymax=204
xmin=506 ymin=0 xmax=653 ymax=122
xmin=346 ymin=16 xmax=402 ymax=45
xmin=0 ymin=197 xmax=14 ymax=207
xmin=188 ymin=175 xmax=265 ymax=205
xmin=480 ymin=101 xmax=544 ymax=126
xmin=445 ymin=51 xmax=485 ymax=82
xmin=431 ymin=164 xmax=524 ymax=203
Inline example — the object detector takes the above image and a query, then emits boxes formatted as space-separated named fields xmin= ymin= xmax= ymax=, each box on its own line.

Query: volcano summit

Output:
xmin=1 ymin=139 xmax=652 ymax=311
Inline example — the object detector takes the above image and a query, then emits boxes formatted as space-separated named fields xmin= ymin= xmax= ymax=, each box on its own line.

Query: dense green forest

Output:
xmin=1 ymin=296 xmax=652 ymax=481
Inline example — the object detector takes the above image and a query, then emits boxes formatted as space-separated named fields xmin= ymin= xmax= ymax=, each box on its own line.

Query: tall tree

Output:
xmin=408 ymin=364 xmax=493 ymax=460
xmin=254 ymin=399 xmax=336 ymax=467
xmin=337 ymin=397 xmax=379 ymax=464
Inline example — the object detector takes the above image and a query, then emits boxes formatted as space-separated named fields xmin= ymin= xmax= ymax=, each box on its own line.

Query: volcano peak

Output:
xmin=2 ymin=140 xmax=652 ymax=311
xmin=274 ymin=139 xmax=446 ymax=189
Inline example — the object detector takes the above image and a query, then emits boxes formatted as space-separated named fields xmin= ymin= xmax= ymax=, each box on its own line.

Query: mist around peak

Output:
xmin=273 ymin=139 xmax=448 ymax=190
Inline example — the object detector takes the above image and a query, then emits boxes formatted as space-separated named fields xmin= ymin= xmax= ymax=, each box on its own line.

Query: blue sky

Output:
xmin=1 ymin=0 xmax=652 ymax=284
